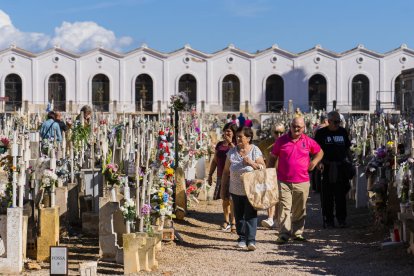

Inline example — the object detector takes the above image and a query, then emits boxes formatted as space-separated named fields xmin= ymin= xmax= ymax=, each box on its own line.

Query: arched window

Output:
xmin=394 ymin=74 xmax=402 ymax=111
xmin=352 ymin=74 xmax=370 ymax=111
xmin=5 ymin=74 xmax=22 ymax=112
xmin=92 ymin=74 xmax=110 ymax=112
xmin=135 ymin=74 xmax=153 ymax=112
xmin=222 ymin=74 xmax=240 ymax=112
xmin=308 ymin=74 xmax=327 ymax=111
xmin=265 ymin=75 xmax=284 ymax=112
xmin=178 ymin=74 xmax=197 ymax=107
xmin=48 ymin=74 xmax=66 ymax=111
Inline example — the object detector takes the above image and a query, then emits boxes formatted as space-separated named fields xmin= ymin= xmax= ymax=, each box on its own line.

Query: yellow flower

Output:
xmin=160 ymin=187 xmax=165 ymax=192
xmin=158 ymin=192 xmax=163 ymax=198
xmin=165 ymin=168 xmax=174 ymax=176
xmin=160 ymin=204 xmax=165 ymax=209
xmin=386 ymin=141 xmax=394 ymax=148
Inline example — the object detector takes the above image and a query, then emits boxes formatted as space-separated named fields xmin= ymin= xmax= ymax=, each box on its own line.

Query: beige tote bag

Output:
xmin=241 ymin=168 xmax=279 ymax=210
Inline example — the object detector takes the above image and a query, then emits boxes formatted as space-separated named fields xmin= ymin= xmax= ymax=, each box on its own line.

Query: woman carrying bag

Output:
xmin=221 ymin=126 xmax=265 ymax=251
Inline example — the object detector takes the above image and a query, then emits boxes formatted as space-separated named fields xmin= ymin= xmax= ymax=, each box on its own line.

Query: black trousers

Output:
xmin=321 ymin=166 xmax=349 ymax=223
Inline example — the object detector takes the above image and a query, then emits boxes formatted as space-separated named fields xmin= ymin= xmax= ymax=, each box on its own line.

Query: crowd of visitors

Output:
xmin=209 ymin=110 xmax=352 ymax=251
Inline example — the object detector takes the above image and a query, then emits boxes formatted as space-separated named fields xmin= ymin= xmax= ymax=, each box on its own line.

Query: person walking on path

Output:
xmin=267 ymin=117 xmax=323 ymax=244
xmin=40 ymin=111 xmax=62 ymax=142
xmin=314 ymin=111 xmax=352 ymax=228
xmin=238 ymin=113 xmax=246 ymax=127
xmin=221 ymin=126 xmax=265 ymax=251
xmin=244 ymin=116 xmax=252 ymax=127
xmin=260 ymin=123 xmax=285 ymax=229
xmin=207 ymin=122 xmax=238 ymax=232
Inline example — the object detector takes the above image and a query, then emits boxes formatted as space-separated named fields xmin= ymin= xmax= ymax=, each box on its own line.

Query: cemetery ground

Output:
xmin=25 ymin=190 xmax=414 ymax=276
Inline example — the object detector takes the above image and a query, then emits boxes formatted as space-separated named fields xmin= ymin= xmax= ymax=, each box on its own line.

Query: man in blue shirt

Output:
xmin=40 ymin=111 xmax=62 ymax=142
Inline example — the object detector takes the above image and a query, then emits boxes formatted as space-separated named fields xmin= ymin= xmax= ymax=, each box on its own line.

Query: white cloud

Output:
xmin=0 ymin=9 xmax=133 ymax=53
xmin=50 ymin=21 xmax=133 ymax=52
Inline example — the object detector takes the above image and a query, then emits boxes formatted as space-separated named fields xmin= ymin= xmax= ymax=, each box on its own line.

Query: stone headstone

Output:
xmin=175 ymin=167 xmax=186 ymax=220
xmin=99 ymin=197 xmax=123 ymax=264
xmin=0 ymin=208 xmax=24 ymax=274
xmin=67 ymin=183 xmax=80 ymax=227
xmin=355 ymin=166 xmax=368 ymax=208
xmin=81 ymin=169 xmax=103 ymax=213
xmin=37 ymin=207 xmax=59 ymax=262
xmin=79 ymin=261 xmax=97 ymax=276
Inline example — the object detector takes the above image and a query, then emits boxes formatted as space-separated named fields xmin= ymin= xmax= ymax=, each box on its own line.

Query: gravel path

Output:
xmin=156 ymin=191 xmax=414 ymax=276
xmin=23 ymin=190 xmax=414 ymax=275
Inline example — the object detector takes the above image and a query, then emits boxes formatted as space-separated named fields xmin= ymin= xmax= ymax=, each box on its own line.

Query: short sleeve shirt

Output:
xmin=271 ymin=133 xmax=321 ymax=183
xmin=227 ymin=145 xmax=263 ymax=196
xmin=215 ymin=141 xmax=231 ymax=177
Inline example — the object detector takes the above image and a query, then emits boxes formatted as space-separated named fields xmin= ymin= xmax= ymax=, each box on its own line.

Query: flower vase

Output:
xmin=126 ymin=220 xmax=131 ymax=234
xmin=110 ymin=187 xmax=117 ymax=202
xmin=158 ymin=215 xmax=165 ymax=231
xmin=42 ymin=190 xmax=51 ymax=208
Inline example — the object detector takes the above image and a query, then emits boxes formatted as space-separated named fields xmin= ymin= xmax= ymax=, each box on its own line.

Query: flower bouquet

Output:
xmin=103 ymin=163 xmax=121 ymax=187
xmin=170 ymin=91 xmax=189 ymax=111
xmin=0 ymin=135 xmax=10 ymax=155
xmin=40 ymin=170 xmax=58 ymax=191
xmin=120 ymin=198 xmax=137 ymax=233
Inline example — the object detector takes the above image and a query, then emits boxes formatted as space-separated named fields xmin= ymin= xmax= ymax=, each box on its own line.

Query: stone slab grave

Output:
xmin=123 ymin=232 xmax=162 ymax=273
xmin=79 ymin=261 xmax=98 ymax=276
xmin=0 ymin=208 xmax=24 ymax=274
xmin=355 ymin=166 xmax=368 ymax=208
xmin=67 ymin=182 xmax=81 ymax=227
xmin=81 ymin=168 xmax=103 ymax=213
xmin=55 ymin=186 xmax=68 ymax=229
xmin=99 ymin=197 xmax=124 ymax=264
xmin=36 ymin=207 xmax=59 ymax=261
xmin=175 ymin=167 xmax=187 ymax=220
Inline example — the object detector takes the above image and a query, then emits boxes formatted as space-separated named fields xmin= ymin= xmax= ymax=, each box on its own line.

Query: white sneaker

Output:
xmin=261 ymin=218 xmax=274 ymax=228
xmin=237 ymin=241 xmax=247 ymax=248
xmin=247 ymin=243 xmax=257 ymax=251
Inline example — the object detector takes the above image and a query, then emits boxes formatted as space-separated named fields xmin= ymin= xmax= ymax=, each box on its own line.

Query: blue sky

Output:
xmin=0 ymin=0 xmax=413 ymax=54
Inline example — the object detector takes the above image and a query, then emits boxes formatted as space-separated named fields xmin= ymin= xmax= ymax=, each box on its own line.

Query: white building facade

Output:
xmin=0 ymin=43 xmax=413 ymax=113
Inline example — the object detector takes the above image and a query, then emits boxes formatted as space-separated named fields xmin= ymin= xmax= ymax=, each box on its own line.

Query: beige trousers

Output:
xmin=278 ymin=181 xmax=310 ymax=238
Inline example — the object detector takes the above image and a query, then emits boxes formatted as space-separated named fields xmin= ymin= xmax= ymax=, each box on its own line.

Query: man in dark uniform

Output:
xmin=315 ymin=111 xmax=352 ymax=228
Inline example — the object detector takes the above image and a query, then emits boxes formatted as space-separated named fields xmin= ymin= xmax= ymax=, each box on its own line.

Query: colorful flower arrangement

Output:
xmin=151 ymin=128 xmax=175 ymax=219
xmin=103 ymin=163 xmax=122 ymax=187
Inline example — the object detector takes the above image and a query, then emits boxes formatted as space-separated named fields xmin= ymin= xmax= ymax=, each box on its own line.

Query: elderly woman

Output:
xmin=208 ymin=122 xmax=238 ymax=232
xmin=222 ymin=126 xmax=265 ymax=251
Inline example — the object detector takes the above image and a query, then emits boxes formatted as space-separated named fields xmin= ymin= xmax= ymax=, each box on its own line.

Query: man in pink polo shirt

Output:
xmin=267 ymin=117 xmax=323 ymax=243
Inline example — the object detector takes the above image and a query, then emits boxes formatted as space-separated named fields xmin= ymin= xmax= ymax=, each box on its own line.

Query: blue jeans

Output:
xmin=231 ymin=194 xmax=257 ymax=244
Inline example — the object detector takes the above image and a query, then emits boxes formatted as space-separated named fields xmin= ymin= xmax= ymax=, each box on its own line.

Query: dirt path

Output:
xmin=157 ymin=191 xmax=414 ymax=276
xmin=24 ymin=191 xmax=414 ymax=275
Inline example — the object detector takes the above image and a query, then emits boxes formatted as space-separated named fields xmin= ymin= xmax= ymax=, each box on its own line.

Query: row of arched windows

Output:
xmin=1 ymin=73 xmax=404 ymax=112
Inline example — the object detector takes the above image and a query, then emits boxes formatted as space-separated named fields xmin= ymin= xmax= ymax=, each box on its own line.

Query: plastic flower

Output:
xmin=141 ymin=204 xmax=151 ymax=215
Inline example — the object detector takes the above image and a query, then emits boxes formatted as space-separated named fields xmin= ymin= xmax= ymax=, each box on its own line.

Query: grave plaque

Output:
xmin=50 ymin=246 xmax=68 ymax=275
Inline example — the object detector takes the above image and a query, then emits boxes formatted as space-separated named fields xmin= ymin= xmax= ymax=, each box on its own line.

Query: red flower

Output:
xmin=159 ymin=130 xmax=165 ymax=135
xmin=159 ymin=155 xmax=164 ymax=161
